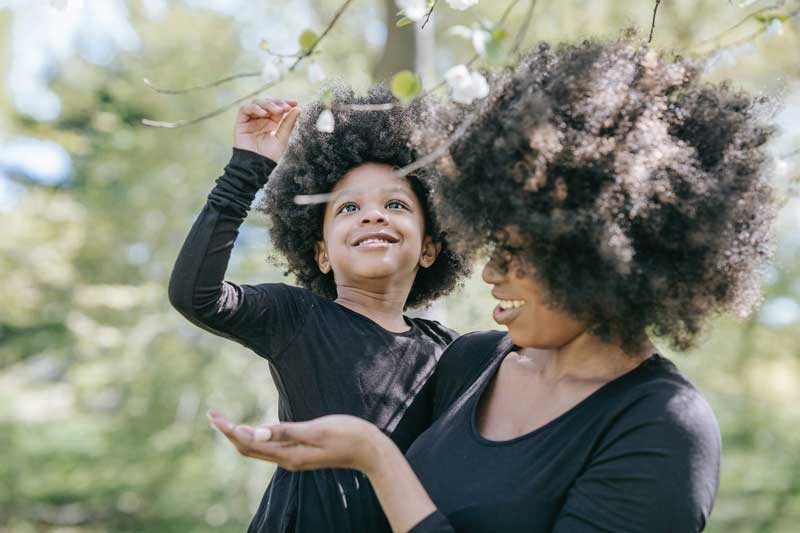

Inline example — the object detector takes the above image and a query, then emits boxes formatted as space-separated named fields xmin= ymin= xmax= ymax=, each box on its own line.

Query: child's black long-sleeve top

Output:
xmin=168 ymin=148 xmax=458 ymax=533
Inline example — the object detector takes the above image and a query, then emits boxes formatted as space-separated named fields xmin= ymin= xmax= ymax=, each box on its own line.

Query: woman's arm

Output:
xmin=552 ymin=389 xmax=721 ymax=532
xmin=208 ymin=411 xmax=451 ymax=533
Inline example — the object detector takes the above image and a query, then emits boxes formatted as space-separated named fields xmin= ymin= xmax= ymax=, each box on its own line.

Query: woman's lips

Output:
xmin=492 ymin=301 xmax=527 ymax=325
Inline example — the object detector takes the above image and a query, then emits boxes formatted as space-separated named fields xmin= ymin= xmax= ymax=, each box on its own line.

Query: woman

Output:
xmin=209 ymin=38 xmax=776 ymax=532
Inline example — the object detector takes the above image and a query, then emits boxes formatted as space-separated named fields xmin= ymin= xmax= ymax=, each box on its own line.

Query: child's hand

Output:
xmin=234 ymin=98 xmax=301 ymax=162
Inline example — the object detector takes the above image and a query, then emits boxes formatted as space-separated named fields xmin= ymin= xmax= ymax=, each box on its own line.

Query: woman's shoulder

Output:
xmin=438 ymin=330 xmax=510 ymax=373
xmin=601 ymin=354 xmax=721 ymax=453
xmin=407 ymin=317 xmax=460 ymax=347
xmin=430 ymin=330 xmax=511 ymax=418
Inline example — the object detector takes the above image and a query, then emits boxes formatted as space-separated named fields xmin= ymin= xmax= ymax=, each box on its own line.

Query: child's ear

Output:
xmin=419 ymin=236 xmax=442 ymax=269
xmin=315 ymin=241 xmax=332 ymax=274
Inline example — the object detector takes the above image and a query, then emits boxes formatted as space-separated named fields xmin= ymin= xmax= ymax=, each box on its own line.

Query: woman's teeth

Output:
xmin=498 ymin=299 xmax=526 ymax=310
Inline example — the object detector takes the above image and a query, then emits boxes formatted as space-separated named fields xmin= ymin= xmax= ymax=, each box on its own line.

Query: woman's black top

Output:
xmin=407 ymin=331 xmax=721 ymax=533
xmin=168 ymin=148 xmax=458 ymax=533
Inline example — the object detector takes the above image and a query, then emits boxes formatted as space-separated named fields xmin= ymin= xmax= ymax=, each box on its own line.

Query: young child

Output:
xmin=168 ymin=84 xmax=469 ymax=533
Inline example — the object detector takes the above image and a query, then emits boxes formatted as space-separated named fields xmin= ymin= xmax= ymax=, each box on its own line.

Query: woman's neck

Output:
xmin=516 ymin=332 xmax=654 ymax=385
xmin=335 ymin=285 xmax=410 ymax=333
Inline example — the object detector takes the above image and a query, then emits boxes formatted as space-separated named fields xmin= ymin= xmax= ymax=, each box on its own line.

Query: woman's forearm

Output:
xmin=362 ymin=430 xmax=438 ymax=533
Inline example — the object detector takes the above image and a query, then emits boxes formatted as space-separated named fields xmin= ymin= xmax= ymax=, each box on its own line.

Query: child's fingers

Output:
xmin=274 ymin=107 xmax=302 ymax=140
xmin=253 ymin=98 xmax=287 ymax=115
xmin=237 ymin=103 xmax=268 ymax=121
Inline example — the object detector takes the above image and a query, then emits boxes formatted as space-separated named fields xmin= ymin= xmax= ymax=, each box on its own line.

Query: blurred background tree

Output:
xmin=0 ymin=0 xmax=798 ymax=531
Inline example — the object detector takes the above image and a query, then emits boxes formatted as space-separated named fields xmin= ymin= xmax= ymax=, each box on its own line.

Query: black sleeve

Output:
xmin=408 ymin=510 xmax=454 ymax=533
xmin=552 ymin=387 xmax=721 ymax=533
xmin=168 ymin=148 xmax=312 ymax=359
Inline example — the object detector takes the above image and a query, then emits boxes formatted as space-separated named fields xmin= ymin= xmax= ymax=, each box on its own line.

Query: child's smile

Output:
xmin=316 ymin=162 xmax=438 ymax=292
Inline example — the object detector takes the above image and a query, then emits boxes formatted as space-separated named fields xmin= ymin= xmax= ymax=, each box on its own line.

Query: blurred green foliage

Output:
xmin=0 ymin=1 xmax=799 ymax=531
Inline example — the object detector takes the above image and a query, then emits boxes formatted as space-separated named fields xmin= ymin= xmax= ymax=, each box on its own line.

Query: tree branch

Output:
xmin=142 ymin=0 xmax=356 ymax=129
xmin=648 ymin=0 xmax=662 ymax=44
xmin=143 ymin=72 xmax=260 ymax=95
xmin=142 ymin=80 xmax=285 ymax=128
xmin=693 ymin=1 xmax=785 ymax=50
xmin=782 ymin=147 xmax=800 ymax=159
xmin=288 ymin=0 xmax=355 ymax=72
xmin=421 ymin=0 xmax=438 ymax=29
xmin=511 ymin=0 xmax=537 ymax=54
xmin=395 ymin=112 xmax=478 ymax=177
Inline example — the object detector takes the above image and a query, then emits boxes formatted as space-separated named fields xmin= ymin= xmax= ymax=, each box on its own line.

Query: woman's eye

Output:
xmin=338 ymin=203 xmax=359 ymax=214
xmin=387 ymin=200 xmax=406 ymax=210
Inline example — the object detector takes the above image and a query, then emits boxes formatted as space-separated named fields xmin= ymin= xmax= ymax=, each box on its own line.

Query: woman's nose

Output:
xmin=482 ymin=258 xmax=505 ymax=284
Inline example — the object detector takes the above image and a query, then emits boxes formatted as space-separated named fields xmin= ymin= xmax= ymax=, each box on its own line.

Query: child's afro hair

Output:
xmin=258 ymin=83 xmax=471 ymax=309
xmin=425 ymin=37 xmax=777 ymax=350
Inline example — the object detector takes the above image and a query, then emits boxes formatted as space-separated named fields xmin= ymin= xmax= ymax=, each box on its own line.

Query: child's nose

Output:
xmin=360 ymin=208 xmax=387 ymax=224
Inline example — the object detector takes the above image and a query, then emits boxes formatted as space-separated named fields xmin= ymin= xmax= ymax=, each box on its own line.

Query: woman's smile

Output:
xmin=492 ymin=297 xmax=528 ymax=325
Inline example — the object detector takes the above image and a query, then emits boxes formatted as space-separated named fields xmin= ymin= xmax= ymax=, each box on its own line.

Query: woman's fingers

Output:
xmin=207 ymin=410 xmax=332 ymax=470
xmin=267 ymin=421 xmax=320 ymax=444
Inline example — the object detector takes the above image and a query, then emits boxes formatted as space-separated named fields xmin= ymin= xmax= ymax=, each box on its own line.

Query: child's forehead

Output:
xmin=328 ymin=183 xmax=415 ymax=203
xmin=331 ymin=165 xmax=416 ymax=197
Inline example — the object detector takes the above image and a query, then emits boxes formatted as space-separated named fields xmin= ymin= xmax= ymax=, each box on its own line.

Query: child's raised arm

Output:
xmin=168 ymin=99 xmax=302 ymax=354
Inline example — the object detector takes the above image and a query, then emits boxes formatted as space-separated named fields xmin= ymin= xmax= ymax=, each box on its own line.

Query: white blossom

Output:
xmin=445 ymin=65 xmax=489 ymax=104
xmin=395 ymin=0 xmax=427 ymax=21
xmin=471 ymin=29 xmax=491 ymax=56
xmin=764 ymin=19 xmax=785 ymax=40
xmin=50 ymin=0 xmax=83 ymax=9
xmin=706 ymin=43 xmax=756 ymax=72
xmin=306 ymin=62 xmax=326 ymax=84
xmin=316 ymin=109 xmax=335 ymax=133
xmin=446 ymin=0 xmax=480 ymax=10
xmin=260 ymin=61 xmax=281 ymax=84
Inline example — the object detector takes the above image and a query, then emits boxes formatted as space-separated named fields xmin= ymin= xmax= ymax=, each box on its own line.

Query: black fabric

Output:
xmin=168 ymin=148 xmax=458 ymax=533
xmin=407 ymin=331 xmax=721 ymax=533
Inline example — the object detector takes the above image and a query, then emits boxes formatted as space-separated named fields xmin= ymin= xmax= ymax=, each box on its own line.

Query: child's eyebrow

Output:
xmin=293 ymin=185 xmax=413 ymax=206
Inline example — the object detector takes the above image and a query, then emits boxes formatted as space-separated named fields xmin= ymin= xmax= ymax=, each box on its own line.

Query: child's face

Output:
xmin=316 ymin=163 xmax=439 ymax=296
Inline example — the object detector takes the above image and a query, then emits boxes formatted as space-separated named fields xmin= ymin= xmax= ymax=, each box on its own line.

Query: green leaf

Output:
xmin=396 ymin=17 xmax=414 ymax=28
xmin=485 ymin=39 xmax=507 ymax=66
xmin=491 ymin=28 xmax=510 ymax=42
xmin=390 ymin=70 xmax=421 ymax=102
xmin=298 ymin=29 xmax=318 ymax=51
xmin=321 ymin=89 xmax=334 ymax=108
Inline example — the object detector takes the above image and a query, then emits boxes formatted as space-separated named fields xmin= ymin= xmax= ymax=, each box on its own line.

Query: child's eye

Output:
xmin=337 ymin=203 xmax=359 ymax=214
xmin=386 ymin=200 xmax=407 ymax=210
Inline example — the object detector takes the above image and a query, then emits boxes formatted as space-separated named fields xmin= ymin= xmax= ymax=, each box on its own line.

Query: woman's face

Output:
xmin=482 ymin=253 xmax=586 ymax=349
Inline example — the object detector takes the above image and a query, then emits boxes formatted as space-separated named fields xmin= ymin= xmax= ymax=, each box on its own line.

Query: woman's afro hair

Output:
xmin=425 ymin=37 xmax=777 ymax=351
xmin=258 ymin=83 xmax=471 ymax=309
